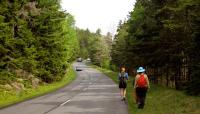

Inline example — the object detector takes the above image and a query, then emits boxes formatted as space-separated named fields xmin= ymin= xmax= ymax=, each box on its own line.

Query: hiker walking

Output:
xmin=118 ymin=67 xmax=128 ymax=101
xmin=134 ymin=67 xmax=150 ymax=109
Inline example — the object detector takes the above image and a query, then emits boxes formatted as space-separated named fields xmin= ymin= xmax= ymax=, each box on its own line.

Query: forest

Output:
xmin=111 ymin=0 xmax=200 ymax=95
xmin=0 ymin=0 xmax=113 ymax=93
xmin=0 ymin=0 xmax=199 ymax=96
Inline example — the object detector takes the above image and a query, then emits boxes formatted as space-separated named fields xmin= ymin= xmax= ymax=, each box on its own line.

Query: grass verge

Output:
xmin=93 ymin=65 xmax=200 ymax=114
xmin=0 ymin=65 xmax=76 ymax=109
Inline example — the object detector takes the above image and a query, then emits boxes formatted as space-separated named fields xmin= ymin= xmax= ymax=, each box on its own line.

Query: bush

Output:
xmin=0 ymin=71 xmax=16 ymax=84
xmin=110 ymin=64 xmax=118 ymax=72
xmin=36 ymin=69 xmax=53 ymax=83
xmin=101 ymin=60 xmax=111 ymax=70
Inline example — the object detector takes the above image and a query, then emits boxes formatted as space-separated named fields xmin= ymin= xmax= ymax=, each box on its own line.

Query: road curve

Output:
xmin=0 ymin=62 xmax=128 ymax=114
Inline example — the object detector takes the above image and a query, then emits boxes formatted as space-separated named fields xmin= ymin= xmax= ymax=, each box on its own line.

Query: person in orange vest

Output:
xmin=118 ymin=67 xmax=129 ymax=101
xmin=134 ymin=67 xmax=150 ymax=109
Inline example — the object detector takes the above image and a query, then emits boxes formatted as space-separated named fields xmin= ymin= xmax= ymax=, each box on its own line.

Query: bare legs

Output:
xmin=120 ymin=88 xmax=126 ymax=100
xmin=123 ymin=89 xmax=126 ymax=98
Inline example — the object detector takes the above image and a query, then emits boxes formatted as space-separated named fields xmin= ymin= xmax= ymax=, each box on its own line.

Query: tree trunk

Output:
xmin=166 ymin=65 xmax=169 ymax=86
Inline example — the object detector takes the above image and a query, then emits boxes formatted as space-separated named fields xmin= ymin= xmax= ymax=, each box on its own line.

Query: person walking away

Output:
xmin=134 ymin=67 xmax=150 ymax=109
xmin=118 ymin=67 xmax=128 ymax=101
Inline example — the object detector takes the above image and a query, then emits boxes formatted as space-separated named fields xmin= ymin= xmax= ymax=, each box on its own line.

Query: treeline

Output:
xmin=76 ymin=28 xmax=112 ymax=69
xmin=111 ymin=0 xmax=200 ymax=95
xmin=0 ymin=0 xmax=79 ymax=84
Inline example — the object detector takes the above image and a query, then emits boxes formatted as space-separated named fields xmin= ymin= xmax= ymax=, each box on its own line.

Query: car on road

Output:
xmin=86 ymin=58 xmax=91 ymax=61
xmin=75 ymin=66 xmax=82 ymax=71
xmin=77 ymin=58 xmax=82 ymax=62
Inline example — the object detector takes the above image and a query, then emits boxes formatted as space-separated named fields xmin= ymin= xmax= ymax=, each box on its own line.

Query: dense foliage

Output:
xmin=76 ymin=28 xmax=112 ymax=68
xmin=1 ymin=0 xmax=199 ymax=95
xmin=111 ymin=0 xmax=200 ymax=95
xmin=0 ymin=0 xmax=79 ymax=83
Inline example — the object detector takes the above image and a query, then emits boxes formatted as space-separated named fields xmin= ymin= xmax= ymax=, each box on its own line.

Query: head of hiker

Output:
xmin=137 ymin=67 xmax=145 ymax=74
xmin=121 ymin=67 xmax=125 ymax=72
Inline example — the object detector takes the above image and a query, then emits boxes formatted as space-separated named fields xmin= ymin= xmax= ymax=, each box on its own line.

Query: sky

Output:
xmin=61 ymin=0 xmax=136 ymax=35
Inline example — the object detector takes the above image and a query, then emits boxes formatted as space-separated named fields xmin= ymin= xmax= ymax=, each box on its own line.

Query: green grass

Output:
xmin=0 ymin=65 xmax=76 ymax=108
xmin=93 ymin=66 xmax=200 ymax=114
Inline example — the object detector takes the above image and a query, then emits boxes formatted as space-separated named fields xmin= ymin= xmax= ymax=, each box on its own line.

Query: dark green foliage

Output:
xmin=76 ymin=29 xmax=91 ymax=59
xmin=0 ymin=0 xmax=79 ymax=83
xmin=111 ymin=21 xmax=129 ymax=67
xmin=111 ymin=0 xmax=200 ymax=95
xmin=186 ymin=1 xmax=200 ymax=95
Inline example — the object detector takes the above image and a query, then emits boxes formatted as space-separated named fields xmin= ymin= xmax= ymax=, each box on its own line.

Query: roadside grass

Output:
xmin=93 ymin=66 xmax=200 ymax=114
xmin=0 ymin=66 xmax=76 ymax=108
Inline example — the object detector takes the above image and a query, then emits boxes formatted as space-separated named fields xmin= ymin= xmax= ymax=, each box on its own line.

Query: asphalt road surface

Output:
xmin=0 ymin=62 xmax=128 ymax=114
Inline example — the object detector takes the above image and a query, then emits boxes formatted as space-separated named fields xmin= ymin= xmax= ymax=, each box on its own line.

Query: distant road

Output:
xmin=0 ymin=62 xmax=128 ymax=114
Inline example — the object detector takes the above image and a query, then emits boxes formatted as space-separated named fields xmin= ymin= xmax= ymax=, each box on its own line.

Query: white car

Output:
xmin=75 ymin=66 xmax=82 ymax=71
xmin=86 ymin=58 xmax=91 ymax=61
xmin=77 ymin=58 xmax=82 ymax=62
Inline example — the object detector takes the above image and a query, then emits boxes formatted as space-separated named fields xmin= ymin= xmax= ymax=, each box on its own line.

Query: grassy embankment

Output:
xmin=0 ymin=66 xmax=76 ymax=108
xmin=94 ymin=66 xmax=200 ymax=114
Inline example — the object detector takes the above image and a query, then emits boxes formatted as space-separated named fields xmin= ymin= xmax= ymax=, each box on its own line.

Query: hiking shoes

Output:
xmin=121 ymin=97 xmax=126 ymax=101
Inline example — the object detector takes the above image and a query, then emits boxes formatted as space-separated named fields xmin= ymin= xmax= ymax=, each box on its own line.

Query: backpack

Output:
xmin=119 ymin=72 xmax=126 ymax=81
xmin=137 ymin=74 xmax=147 ymax=87
xmin=119 ymin=72 xmax=126 ymax=86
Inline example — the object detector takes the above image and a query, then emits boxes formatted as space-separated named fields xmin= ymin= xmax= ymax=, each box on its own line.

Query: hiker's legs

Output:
xmin=136 ymin=87 xmax=146 ymax=109
xmin=140 ymin=87 xmax=147 ymax=108
xmin=120 ymin=88 xmax=124 ymax=98
xmin=123 ymin=88 xmax=126 ymax=98
xmin=123 ymin=82 xmax=127 ymax=99
xmin=136 ymin=88 xmax=141 ymax=104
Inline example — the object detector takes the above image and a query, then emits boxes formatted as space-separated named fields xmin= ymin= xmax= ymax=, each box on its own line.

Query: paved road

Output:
xmin=0 ymin=62 xmax=128 ymax=114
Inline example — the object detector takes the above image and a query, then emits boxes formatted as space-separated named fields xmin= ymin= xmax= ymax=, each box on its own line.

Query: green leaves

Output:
xmin=0 ymin=0 xmax=79 ymax=84
xmin=76 ymin=28 xmax=111 ymax=68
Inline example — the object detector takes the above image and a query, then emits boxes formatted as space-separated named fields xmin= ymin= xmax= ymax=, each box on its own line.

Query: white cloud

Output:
xmin=61 ymin=0 xmax=136 ymax=35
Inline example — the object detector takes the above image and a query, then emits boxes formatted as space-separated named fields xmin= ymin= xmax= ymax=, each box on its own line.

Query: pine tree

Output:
xmin=0 ymin=0 xmax=79 ymax=83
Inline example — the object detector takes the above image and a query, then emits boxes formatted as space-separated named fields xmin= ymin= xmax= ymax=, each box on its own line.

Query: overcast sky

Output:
xmin=61 ymin=0 xmax=136 ymax=35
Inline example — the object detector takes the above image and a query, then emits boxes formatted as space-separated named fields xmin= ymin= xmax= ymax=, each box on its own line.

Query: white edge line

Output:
xmin=60 ymin=99 xmax=70 ymax=106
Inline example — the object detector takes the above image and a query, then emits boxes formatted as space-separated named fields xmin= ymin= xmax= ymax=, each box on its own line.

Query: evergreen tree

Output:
xmin=0 ymin=0 xmax=79 ymax=83
xmin=111 ymin=0 xmax=200 ymax=95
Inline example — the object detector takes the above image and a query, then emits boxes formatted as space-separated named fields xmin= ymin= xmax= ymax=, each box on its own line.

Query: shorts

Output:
xmin=119 ymin=80 xmax=127 ymax=88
